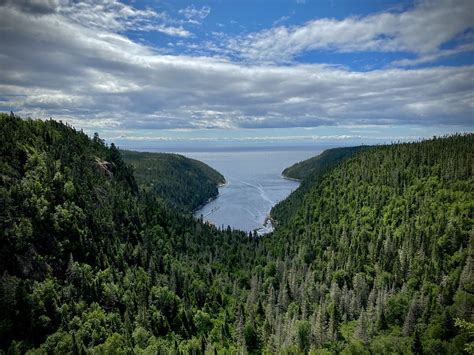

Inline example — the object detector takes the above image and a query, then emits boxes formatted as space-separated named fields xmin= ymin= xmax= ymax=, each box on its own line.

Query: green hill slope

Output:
xmin=1 ymin=113 xmax=472 ymax=354
xmin=265 ymin=134 xmax=473 ymax=353
xmin=0 ymin=113 xmax=256 ymax=353
xmin=282 ymin=146 xmax=369 ymax=181
xmin=121 ymin=150 xmax=225 ymax=212
xmin=272 ymin=146 xmax=370 ymax=225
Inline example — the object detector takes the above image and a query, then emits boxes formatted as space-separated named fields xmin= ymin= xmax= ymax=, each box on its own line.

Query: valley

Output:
xmin=1 ymin=114 xmax=472 ymax=353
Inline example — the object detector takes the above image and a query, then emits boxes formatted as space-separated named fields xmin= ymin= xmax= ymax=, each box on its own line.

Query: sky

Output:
xmin=0 ymin=0 xmax=473 ymax=148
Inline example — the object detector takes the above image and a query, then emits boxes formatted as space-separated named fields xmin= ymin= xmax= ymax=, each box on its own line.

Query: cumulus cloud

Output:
xmin=227 ymin=0 xmax=474 ymax=64
xmin=0 ymin=0 xmax=472 ymax=131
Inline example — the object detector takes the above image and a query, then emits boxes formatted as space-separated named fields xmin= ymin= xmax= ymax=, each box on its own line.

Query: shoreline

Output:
xmin=192 ymin=179 xmax=228 ymax=214
xmin=253 ymin=215 xmax=274 ymax=236
xmin=281 ymin=174 xmax=302 ymax=182
xmin=194 ymin=173 xmax=300 ymax=234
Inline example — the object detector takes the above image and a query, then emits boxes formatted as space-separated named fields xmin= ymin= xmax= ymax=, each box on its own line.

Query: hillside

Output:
xmin=121 ymin=150 xmax=225 ymax=212
xmin=272 ymin=146 xmax=370 ymax=225
xmin=0 ymin=113 xmax=257 ymax=353
xmin=282 ymin=146 xmax=370 ymax=181
xmin=0 ymin=114 xmax=472 ymax=354
xmin=265 ymin=134 xmax=473 ymax=353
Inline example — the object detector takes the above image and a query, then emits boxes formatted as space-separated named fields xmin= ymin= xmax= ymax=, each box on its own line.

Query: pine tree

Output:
xmin=403 ymin=297 xmax=420 ymax=336
xmin=235 ymin=307 xmax=246 ymax=350
xmin=311 ymin=303 xmax=327 ymax=347
xmin=354 ymin=309 xmax=369 ymax=344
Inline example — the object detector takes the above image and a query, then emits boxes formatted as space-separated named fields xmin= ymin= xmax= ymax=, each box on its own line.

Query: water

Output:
xmin=182 ymin=147 xmax=324 ymax=234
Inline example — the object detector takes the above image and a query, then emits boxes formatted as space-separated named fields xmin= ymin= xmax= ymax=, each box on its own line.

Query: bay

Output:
xmin=182 ymin=146 xmax=325 ymax=234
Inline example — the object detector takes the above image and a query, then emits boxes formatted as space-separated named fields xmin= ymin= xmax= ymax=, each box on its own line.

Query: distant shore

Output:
xmin=281 ymin=175 xmax=302 ymax=182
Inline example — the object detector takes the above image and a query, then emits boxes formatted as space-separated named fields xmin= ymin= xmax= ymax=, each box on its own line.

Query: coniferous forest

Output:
xmin=0 ymin=113 xmax=473 ymax=354
xmin=120 ymin=150 xmax=225 ymax=213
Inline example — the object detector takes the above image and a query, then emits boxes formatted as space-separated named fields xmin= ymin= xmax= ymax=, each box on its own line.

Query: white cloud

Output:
xmin=226 ymin=0 xmax=474 ymax=63
xmin=273 ymin=15 xmax=291 ymax=26
xmin=0 ymin=0 xmax=194 ymax=37
xmin=142 ymin=24 xmax=191 ymax=37
xmin=179 ymin=5 xmax=211 ymax=24
xmin=59 ymin=0 xmax=157 ymax=32
xmin=392 ymin=42 xmax=474 ymax=67
xmin=0 ymin=0 xmax=472 ymax=132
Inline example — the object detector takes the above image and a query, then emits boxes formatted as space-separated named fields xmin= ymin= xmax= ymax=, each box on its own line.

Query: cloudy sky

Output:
xmin=0 ymin=0 xmax=473 ymax=147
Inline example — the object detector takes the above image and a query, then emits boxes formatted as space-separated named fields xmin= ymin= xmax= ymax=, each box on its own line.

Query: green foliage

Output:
xmin=0 ymin=114 xmax=254 ymax=352
xmin=121 ymin=149 xmax=225 ymax=212
xmin=341 ymin=340 xmax=370 ymax=355
xmin=244 ymin=321 xmax=260 ymax=352
xmin=267 ymin=133 xmax=473 ymax=353
xmin=455 ymin=318 xmax=474 ymax=353
xmin=282 ymin=145 xmax=370 ymax=181
xmin=194 ymin=310 xmax=212 ymax=335
xmin=272 ymin=145 xmax=370 ymax=225
xmin=296 ymin=320 xmax=312 ymax=352
xmin=1 ymin=113 xmax=472 ymax=353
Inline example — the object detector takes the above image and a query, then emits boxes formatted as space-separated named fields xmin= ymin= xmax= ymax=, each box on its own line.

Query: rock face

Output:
xmin=95 ymin=158 xmax=113 ymax=177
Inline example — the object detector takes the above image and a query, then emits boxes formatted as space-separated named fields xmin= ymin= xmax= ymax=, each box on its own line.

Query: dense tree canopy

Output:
xmin=121 ymin=150 xmax=225 ymax=212
xmin=0 ymin=113 xmax=472 ymax=353
xmin=265 ymin=134 xmax=473 ymax=353
xmin=281 ymin=146 xmax=370 ymax=181
xmin=272 ymin=146 xmax=370 ymax=226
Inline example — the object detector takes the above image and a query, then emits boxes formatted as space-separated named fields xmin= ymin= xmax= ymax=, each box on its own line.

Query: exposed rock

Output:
xmin=95 ymin=158 xmax=113 ymax=177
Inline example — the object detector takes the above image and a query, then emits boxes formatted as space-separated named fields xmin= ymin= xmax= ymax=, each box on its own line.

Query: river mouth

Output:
xmin=187 ymin=148 xmax=322 ymax=233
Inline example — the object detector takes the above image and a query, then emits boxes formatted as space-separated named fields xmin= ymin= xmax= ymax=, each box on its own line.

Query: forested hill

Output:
xmin=272 ymin=146 xmax=370 ymax=225
xmin=264 ymin=134 xmax=473 ymax=353
xmin=0 ymin=113 xmax=256 ymax=353
xmin=282 ymin=146 xmax=370 ymax=181
xmin=121 ymin=150 xmax=225 ymax=212
xmin=0 ymin=113 xmax=473 ymax=354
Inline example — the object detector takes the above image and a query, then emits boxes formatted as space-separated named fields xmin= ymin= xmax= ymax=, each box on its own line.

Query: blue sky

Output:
xmin=0 ymin=0 xmax=472 ymax=147
xmin=129 ymin=0 xmax=418 ymax=70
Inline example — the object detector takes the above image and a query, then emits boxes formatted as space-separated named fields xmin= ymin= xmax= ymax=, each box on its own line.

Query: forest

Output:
xmin=121 ymin=150 xmax=225 ymax=212
xmin=272 ymin=146 xmax=370 ymax=226
xmin=0 ymin=113 xmax=473 ymax=354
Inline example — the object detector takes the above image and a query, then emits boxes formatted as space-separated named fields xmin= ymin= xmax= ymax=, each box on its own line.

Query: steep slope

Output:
xmin=121 ymin=150 xmax=225 ymax=212
xmin=272 ymin=146 xmax=370 ymax=225
xmin=263 ymin=134 xmax=473 ymax=353
xmin=0 ymin=114 xmax=257 ymax=353
xmin=1 ymin=114 xmax=472 ymax=354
